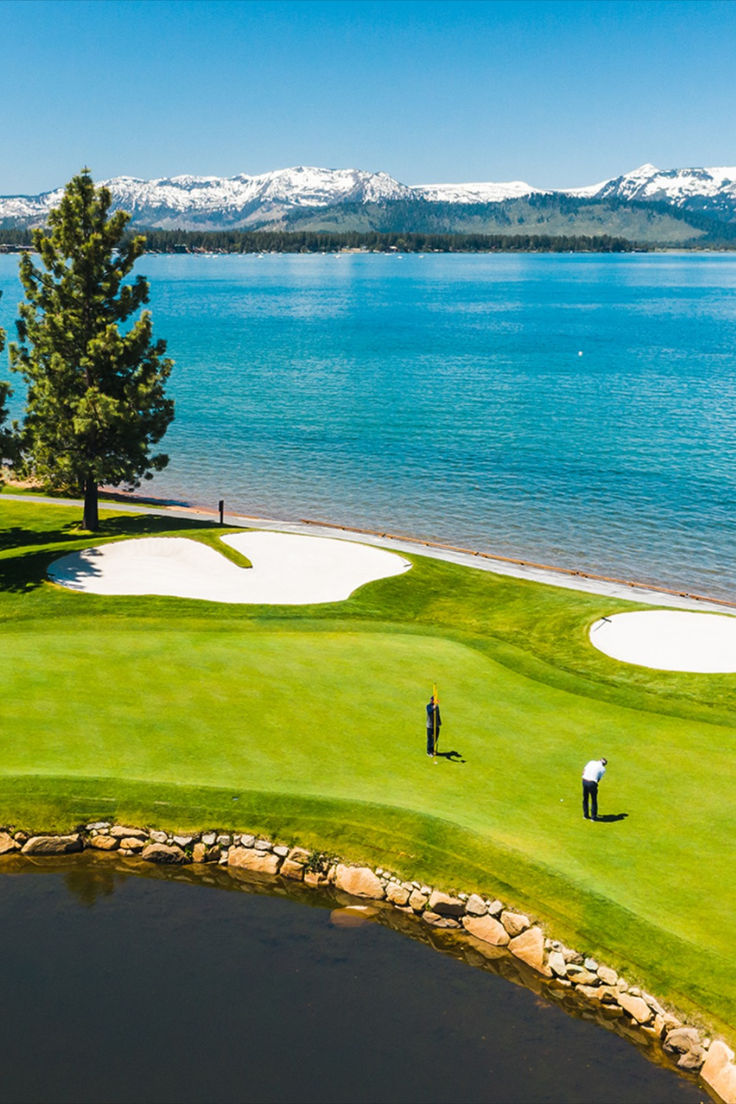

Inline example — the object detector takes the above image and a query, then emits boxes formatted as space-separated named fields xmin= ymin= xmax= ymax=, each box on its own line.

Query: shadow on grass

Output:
xmin=594 ymin=813 xmax=628 ymax=823
xmin=0 ymin=512 xmax=218 ymax=553
xmin=0 ymin=513 xmax=230 ymax=592
xmin=0 ymin=546 xmax=101 ymax=594
xmin=436 ymin=749 xmax=466 ymax=764
xmin=0 ymin=522 xmax=82 ymax=553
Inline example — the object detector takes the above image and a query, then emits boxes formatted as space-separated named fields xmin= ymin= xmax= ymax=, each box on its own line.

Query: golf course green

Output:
xmin=2 ymin=496 xmax=735 ymax=1043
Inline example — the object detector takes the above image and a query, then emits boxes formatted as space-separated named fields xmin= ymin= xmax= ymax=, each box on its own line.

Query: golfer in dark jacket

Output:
xmin=426 ymin=696 xmax=441 ymax=756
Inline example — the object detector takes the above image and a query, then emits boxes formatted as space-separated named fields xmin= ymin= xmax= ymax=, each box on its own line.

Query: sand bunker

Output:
xmin=48 ymin=531 xmax=411 ymax=605
xmin=590 ymin=610 xmax=736 ymax=672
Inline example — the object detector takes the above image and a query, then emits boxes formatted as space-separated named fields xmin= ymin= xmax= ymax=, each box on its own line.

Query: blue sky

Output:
xmin=1 ymin=0 xmax=735 ymax=192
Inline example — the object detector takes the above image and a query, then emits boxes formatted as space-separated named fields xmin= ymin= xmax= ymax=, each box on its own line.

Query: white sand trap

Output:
xmin=48 ymin=531 xmax=411 ymax=604
xmin=590 ymin=610 xmax=736 ymax=672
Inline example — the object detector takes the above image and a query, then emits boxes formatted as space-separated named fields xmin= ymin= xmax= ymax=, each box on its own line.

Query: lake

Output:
xmin=0 ymin=858 xmax=701 ymax=1104
xmin=2 ymin=251 xmax=736 ymax=599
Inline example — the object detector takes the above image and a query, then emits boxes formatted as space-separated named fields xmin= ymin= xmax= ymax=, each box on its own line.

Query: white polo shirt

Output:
xmin=582 ymin=760 xmax=606 ymax=783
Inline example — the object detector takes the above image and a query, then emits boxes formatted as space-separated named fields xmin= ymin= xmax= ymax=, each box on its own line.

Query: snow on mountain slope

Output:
xmin=0 ymin=167 xmax=416 ymax=227
xmin=563 ymin=178 xmax=612 ymax=199
xmin=0 ymin=187 xmax=64 ymax=222
xmin=105 ymin=166 xmax=415 ymax=216
xmin=590 ymin=163 xmax=736 ymax=207
xmin=2 ymin=163 xmax=736 ymax=229
xmin=414 ymin=180 xmax=543 ymax=203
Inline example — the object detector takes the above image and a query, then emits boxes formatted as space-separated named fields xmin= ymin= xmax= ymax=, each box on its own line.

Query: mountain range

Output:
xmin=2 ymin=163 xmax=736 ymax=243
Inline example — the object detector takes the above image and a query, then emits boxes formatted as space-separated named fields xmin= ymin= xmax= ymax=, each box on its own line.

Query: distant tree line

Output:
xmin=0 ymin=228 xmax=34 ymax=249
xmin=1 ymin=226 xmax=646 ymax=253
xmin=127 ymin=228 xmax=643 ymax=254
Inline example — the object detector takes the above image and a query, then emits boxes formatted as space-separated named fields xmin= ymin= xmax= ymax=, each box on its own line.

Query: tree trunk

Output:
xmin=83 ymin=476 xmax=99 ymax=531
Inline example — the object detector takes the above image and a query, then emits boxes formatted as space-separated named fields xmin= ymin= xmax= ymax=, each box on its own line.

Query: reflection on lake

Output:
xmin=0 ymin=856 xmax=701 ymax=1104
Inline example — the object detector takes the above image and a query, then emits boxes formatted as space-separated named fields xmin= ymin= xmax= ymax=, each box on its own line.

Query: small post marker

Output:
xmin=218 ymin=499 xmax=224 ymax=526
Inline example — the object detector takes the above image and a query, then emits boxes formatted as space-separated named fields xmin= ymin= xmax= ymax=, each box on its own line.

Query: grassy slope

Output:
xmin=2 ymin=497 xmax=735 ymax=1040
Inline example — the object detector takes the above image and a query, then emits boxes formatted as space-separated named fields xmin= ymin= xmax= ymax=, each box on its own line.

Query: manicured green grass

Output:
xmin=1 ymin=496 xmax=735 ymax=1041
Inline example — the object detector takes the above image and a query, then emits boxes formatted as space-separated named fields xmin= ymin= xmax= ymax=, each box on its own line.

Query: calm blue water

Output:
xmin=0 ymin=861 xmax=701 ymax=1104
xmin=2 ymin=251 xmax=736 ymax=599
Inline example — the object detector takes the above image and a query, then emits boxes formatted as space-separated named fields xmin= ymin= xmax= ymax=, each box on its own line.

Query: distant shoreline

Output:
xmin=4 ymin=239 xmax=736 ymax=256
xmin=0 ymin=232 xmax=644 ymax=255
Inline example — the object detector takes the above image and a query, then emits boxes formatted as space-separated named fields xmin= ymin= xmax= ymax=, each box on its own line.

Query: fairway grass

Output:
xmin=2 ymin=497 xmax=736 ymax=1042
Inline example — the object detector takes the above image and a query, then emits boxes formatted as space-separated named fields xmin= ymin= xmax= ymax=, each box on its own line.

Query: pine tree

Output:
xmin=10 ymin=169 xmax=174 ymax=529
xmin=0 ymin=305 xmax=11 ymax=466
xmin=0 ymin=300 xmax=18 ymax=472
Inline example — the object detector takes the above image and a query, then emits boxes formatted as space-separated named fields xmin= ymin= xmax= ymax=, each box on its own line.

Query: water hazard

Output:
xmin=0 ymin=857 xmax=701 ymax=1104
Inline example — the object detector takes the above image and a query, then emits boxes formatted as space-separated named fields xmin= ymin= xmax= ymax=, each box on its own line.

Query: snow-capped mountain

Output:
xmin=2 ymin=163 xmax=736 ymax=233
xmin=0 ymin=167 xmax=416 ymax=230
xmin=108 ymin=165 xmax=414 ymax=215
xmin=578 ymin=163 xmax=736 ymax=220
xmin=414 ymin=180 xmax=542 ymax=203
xmin=0 ymin=187 xmax=65 ymax=224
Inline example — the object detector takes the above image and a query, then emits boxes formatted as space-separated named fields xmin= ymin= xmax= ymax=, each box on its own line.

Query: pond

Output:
xmin=0 ymin=856 xmax=701 ymax=1104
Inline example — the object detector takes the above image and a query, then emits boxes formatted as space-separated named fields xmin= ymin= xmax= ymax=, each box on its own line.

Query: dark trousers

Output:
xmin=582 ymin=779 xmax=598 ymax=819
xmin=427 ymin=728 xmax=435 ymax=754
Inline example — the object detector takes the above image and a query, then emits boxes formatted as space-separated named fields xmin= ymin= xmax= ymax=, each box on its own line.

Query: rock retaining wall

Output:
xmin=2 ymin=822 xmax=733 ymax=1103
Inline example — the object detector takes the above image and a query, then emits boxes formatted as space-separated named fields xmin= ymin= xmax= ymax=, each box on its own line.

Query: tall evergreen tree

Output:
xmin=0 ymin=303 xmax=10 ymax=466
xmin=0 ymin=298 xmax=18 ymax=472
xmin=10 ymin=169 xmax=174 ymax=529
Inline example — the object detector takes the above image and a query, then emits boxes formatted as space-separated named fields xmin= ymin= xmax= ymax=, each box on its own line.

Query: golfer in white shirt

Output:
xmin=582 ymin=757 xmax=607 ymax=821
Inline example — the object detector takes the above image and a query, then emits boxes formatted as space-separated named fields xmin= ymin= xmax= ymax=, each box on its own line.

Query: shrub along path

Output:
xmin=1 ymin=497 xmax=735 ymax=1042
